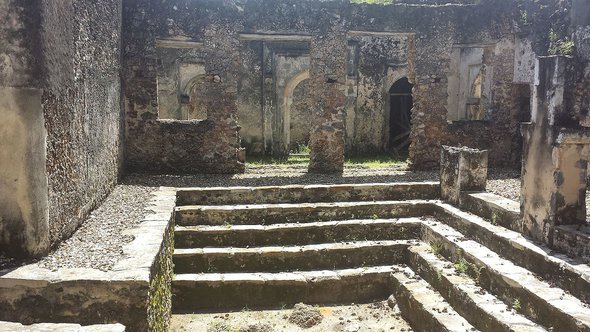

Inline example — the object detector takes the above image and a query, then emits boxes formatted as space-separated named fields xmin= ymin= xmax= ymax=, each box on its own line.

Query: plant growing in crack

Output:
xmin=430 ymin=241 xmax=444 ymax=256
xmin=454 ymin=257 xmax=483 ymax=284
xmin=454 ymin=257 xmax=470 ymax=275
xmin=490 ymin=212 xmax=498 ymax=226
xmin=512 ymin=298 xmax=522 ymax=312
xmin=549 ymin=28 xmax=575 ymax=56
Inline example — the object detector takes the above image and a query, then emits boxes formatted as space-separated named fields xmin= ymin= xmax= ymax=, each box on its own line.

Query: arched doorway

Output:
xmin=284 ymin=69 xmax=310 ymax=153
xmin=289 ymin=79 xmax=311 ymax=152
xmin=388 ymin=77 xmax=413 ymax=152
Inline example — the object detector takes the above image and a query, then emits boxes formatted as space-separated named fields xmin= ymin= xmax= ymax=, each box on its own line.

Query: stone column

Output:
xmin=308 ymin=29 xmax=347 ymax=173
xmin=203 ymin=23 xmax=245 ymax=172
xmin=521 ymin=56 xmax=587 ymax=243
xmin=440 ymin=146 xmax=488 ymax=205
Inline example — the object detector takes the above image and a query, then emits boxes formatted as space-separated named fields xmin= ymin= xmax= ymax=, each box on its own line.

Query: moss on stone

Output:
xmin=147 ymin=222 xmax=174 ymax=332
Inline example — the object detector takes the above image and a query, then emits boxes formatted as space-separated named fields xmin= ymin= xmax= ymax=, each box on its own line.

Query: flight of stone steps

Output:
xmin=170 ymin=183 xmax=590 ymax=332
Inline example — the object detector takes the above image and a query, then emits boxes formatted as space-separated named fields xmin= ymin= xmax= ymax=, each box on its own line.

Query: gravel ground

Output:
xmin=170 ymin=300 xmax=412 ymax=332
xmin=2 ymin=165 xmax=526 ymax=272
xmin=486 ymin=168 xmax=521 ymax=202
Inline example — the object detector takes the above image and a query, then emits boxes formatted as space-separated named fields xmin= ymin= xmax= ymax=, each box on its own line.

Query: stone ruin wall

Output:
xmin=42 ymin=0 xmax=124 ymax=246
xmin=122 ymin=0 xmax=547 ymax=171
xmin=122 ymin=0 xmax=245 ymax=174
xmin=0 ymin=0 xmax=124 ymax=254
xmin=1 ymin=0 xmax=584 ymax=256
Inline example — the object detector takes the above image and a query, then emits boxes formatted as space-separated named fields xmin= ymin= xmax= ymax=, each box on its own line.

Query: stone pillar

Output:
xmin=203 ymin=23 xmax=245 ymax=172
xmin=0 ymin=88 xmax=49 ymax=257
xmin=440 ymin=146 xmax=488 ymax=205
xmin=308 ymin=29 xmax=347 ymax=173
xmin=521 ymin=56 xmax=588 ymax=243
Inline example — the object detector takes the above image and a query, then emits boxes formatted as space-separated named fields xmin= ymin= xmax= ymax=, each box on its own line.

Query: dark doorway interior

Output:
xmin=389 ymin=77 xmax=413 ymax=152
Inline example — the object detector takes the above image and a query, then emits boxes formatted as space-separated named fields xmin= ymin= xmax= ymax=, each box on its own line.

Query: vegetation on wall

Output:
xmin=147 ymin=223 xmax=174 ymax=332
xmin=549 ymin=28 xmax=575 ymax=56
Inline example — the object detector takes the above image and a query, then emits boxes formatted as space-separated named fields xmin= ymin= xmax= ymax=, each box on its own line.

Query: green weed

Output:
xmin=430 ymin=241 xmax=444 ymax=256
xmin=513 ymin=298 xmax=522 ymax=312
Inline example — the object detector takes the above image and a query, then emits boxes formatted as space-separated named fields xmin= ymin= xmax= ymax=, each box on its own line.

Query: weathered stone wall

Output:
xmin=0 ymin=0 xmax=124 ymax=255
xmin=122 ymin=1 xmax=245 ymax=173
xmin=123 ymin=0 xmax=540 ymax=171
xmin=238 ymin=41 xmax=265 ymax=154
xmin=348 ymin=33 xmax=412 ymax=154
xmin=290 ymin=80 xmax=312 ymax=151
xmin=0 ymin=0 xmax=49 ymax=257
xmin=519 ymin=0 xmax=590 ymax=245
xmin=42 ymin=0 xmax=124 ymax=246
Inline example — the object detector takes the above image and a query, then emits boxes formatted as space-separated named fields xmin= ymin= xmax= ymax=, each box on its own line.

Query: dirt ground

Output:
xmin=170 ymin=300 xmax=413 ymax=332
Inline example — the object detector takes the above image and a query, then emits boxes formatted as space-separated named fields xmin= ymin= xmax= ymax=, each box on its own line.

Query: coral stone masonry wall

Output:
xmin=122 ymin=1 xmax=245 ymax=174
xmin=0 ymin=0 xmax=123 ymax=256
xmin=122 ymin=0 xmax=541 ymax=172
xmin=43 ymin=0 xmax=124 ymax=246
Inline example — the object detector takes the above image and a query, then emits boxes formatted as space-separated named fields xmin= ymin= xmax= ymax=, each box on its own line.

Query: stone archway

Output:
xmin=283 ymin=69 xmax=310 ymax=153
xmin=181 ymin=74 xmax=207 ymax=120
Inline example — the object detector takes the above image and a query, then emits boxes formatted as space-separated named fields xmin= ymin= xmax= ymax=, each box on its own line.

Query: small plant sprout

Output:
xmin=513 ymin=298 xmax=522 ymax=312
xmin=454 ymin=257 xmax=470 ymax=275
xmin=430 ymin=241 xmax=444 ymax=256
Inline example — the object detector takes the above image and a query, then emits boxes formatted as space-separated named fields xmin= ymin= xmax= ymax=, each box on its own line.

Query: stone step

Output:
xmin=173 ymin=240 xmax=413 ymax=274
xmin=407 ymin=243 xmax=546 ymax=332
xmin=176 ymin=182 xmax=439 ymax=206
xmin=422 ymin=219 xmax=590 ymax=332
xmin=174 ymin=218 xmax=422 ymax=248
xmin=175 ymin=200 xmax=434 ymax=226
xmin=172 ymin=266 xmax=397 ymax=312
xmin=433 ymin=202 xmax=590 ymax=304
xmin=390 ymin=266 xmax=478 ymax=332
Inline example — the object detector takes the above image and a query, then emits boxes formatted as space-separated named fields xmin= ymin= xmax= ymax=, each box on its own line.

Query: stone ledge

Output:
xmin=0 ymin=187 xmax=176 ymax=332
xmin=176 ymin=182 xmax=440 ymax=206
xmin=459 ymin=191 xmax=521 ymax=231
xmin=0 ymin=321 xmax=125 ymax=332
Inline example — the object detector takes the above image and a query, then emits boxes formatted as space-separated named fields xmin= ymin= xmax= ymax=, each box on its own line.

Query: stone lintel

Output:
xmin=347 ymin=31 xmax=414 ymax=37
xmin=239 ymin=33 xmax=312 ymax=41
xmin=155 ymin=38 xmax=204 ymax=49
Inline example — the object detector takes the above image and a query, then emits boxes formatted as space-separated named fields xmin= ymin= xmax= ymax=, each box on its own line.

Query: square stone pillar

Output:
xmin=308 ymin=29 xmax=347 ymax=173
xmin=440 ymin=146 xmax=488 ymax=205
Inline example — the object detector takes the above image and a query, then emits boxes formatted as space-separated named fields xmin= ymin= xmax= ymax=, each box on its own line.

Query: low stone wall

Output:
xmin=459 ymin=192 xmax=521 ymax=232
xmin=0 ymin=188 xmax=176 ymax=332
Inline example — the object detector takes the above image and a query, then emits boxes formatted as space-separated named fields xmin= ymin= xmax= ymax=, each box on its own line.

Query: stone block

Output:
xmin=440 ymin=146 xmax=488 ymax=205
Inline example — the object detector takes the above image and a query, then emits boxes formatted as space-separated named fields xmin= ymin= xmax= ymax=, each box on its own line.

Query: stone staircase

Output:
xmin=171 ymin=183 xmax=590 ymax=332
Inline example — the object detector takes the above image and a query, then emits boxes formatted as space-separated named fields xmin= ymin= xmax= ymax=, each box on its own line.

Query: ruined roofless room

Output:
xmin=1 ymin=0 xmax=590 ymax=331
